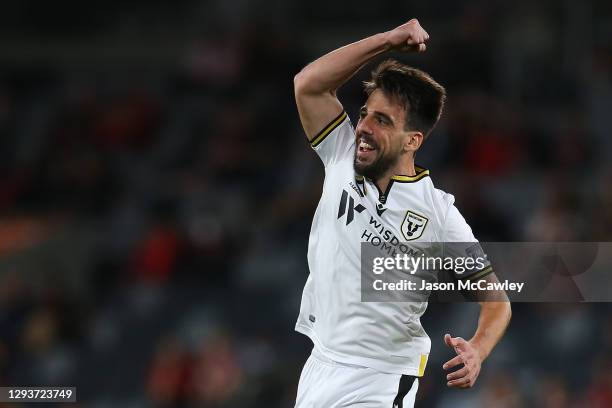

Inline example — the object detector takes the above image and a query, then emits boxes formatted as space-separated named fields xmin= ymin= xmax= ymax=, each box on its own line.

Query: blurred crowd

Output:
xmin=0 ymin=0 xmax=611 ymax=406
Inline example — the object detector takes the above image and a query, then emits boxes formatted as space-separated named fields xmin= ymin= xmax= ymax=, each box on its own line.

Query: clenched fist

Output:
xmin=384 ymin=19 xmax=430 ymax=53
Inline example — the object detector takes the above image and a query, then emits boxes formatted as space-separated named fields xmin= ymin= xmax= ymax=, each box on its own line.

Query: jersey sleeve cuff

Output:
xmin=310 ymin=111 xmax=348 ymax=148
xmin=457 ymin=265 xmax=494 ymax=281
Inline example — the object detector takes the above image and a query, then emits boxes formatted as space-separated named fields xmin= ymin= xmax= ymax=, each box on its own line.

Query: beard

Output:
xmin=353 ymin=146 xmax=401 ymax=180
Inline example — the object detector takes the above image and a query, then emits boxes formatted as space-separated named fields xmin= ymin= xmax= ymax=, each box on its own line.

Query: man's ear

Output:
xmin=403 ymin=131 xmax=424 ymax=153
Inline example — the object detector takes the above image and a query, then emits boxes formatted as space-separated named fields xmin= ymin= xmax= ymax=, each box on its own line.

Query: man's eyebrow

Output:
xmin=359 ymin=106 xmax=395 ymax=126
xmin=360 ymin=106 xmax=394 ymax=122
xmin=373 ymin=110 xmax=394 ymax=125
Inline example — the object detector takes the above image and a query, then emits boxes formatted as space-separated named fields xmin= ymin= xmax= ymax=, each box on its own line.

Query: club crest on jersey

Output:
xmin=401 ymin=210 xmax=428 ymax=240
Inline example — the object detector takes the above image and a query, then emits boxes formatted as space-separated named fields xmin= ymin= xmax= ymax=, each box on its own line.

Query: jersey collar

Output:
xmin=355 ymin=165 xmax=430 ymax=183
xmin=390 ymin=165 xmax=430 ymax=182
xmin=355 ymin=165 xmax=430 ymax=203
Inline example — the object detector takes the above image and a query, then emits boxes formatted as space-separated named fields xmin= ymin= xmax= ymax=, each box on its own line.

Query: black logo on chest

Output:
xmin=338 ymin=190 xmax=365 ymax=225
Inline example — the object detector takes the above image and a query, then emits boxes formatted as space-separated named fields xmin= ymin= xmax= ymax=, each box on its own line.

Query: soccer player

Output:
xmin=293 ymin=19 xmax=512 ymax=407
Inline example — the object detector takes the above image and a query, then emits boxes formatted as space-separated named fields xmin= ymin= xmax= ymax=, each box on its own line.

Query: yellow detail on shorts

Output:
xmin=418 ymin=353 xmax=428 ymax=377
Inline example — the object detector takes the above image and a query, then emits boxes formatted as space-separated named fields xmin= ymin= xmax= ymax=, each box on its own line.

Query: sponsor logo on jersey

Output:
xmin=338 ymin=189 xmax=365 ymax=225
xmin=361 ymin=217 xmax=421 ymax=257
xmin=401 ymin=210 xmax=428 ymax=240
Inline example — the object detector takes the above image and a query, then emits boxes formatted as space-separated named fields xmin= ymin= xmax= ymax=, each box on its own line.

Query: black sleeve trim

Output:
xmin=310 ymin=111 xmax=348 ymax=148
xmin=457 ymin=265 xmax=494 ymax=281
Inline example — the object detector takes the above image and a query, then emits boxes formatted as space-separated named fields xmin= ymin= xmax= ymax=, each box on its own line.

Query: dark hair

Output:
xmin=363 ymin=59 xmax=446 ymax=138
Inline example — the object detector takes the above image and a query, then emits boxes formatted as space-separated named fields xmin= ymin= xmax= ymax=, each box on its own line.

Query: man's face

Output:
xmin=354 ymin=89 xmax=411 ymax=179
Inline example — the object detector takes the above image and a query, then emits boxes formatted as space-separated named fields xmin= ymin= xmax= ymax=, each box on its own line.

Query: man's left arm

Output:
xmin=443 ymin=272 xmax=512 ymax=388
xmin=440 ymin=202 xmax=512 ymax=388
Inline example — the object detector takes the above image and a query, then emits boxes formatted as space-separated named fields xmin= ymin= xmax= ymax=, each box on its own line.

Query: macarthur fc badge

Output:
xmin=401 ymin=210 xmax=428 ymax=241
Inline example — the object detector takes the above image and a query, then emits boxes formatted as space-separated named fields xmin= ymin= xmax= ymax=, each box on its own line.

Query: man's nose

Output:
xmin=356 ymin=117 xmax=372 ymax=135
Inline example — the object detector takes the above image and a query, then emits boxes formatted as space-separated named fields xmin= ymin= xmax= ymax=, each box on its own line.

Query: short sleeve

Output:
xmin=442 ymin=204 xmax=493 ymax=280
xmin=309 ymin=111 xmax=355 ymax=167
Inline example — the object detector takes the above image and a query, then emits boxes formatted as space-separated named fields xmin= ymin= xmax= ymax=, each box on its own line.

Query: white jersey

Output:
xmin=295 ymin=111 xmax=492 ymax=377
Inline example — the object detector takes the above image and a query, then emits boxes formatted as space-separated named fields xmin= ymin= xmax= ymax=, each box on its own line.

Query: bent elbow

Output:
xmin=294 ymin=70 xmax=308 ymax=95
xmin=293 ymin=69 xmax=335 ymax=98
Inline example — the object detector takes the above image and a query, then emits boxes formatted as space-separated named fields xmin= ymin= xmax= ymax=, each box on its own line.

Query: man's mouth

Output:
xmin=358 ymin=138 xmax=376 ymax=152
xmin=357 ymin=136 xmax=377 ymax=161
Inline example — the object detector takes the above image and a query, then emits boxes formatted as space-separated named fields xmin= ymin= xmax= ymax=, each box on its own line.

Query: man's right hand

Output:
xmin=384 ymin=19 xmax=429 ymax=53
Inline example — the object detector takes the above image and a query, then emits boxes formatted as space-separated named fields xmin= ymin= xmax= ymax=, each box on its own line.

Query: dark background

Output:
xmin=0 ymin=0 xmax=611 ymax=406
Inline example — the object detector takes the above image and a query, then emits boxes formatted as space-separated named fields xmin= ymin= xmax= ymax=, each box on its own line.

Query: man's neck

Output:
xmin=375 ymin=161 xmax=416 ymax=192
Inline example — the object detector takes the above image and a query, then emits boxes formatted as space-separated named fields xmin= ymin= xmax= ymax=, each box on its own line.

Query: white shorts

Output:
xmin=295 ymin=348 xmax=419 ymax=408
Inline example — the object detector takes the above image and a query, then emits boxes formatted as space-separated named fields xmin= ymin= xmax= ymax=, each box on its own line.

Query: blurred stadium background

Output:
xmin=1 ymin=0 xmax=611 ymax=406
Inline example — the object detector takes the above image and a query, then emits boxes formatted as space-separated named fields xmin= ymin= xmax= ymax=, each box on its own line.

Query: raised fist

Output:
xmin=385 ymin=19 xmax=430 ymax=53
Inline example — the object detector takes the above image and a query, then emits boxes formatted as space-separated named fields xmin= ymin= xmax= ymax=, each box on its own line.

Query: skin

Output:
xmin=443 ymin=273 xmax=512 ymax=388
xmin=294 ymin=19 xmax=429 ymax=142
xmin=293 ymin=18 xmax=512 ymax=389
xmin=354 ymin=89 xmax=423 ymax=191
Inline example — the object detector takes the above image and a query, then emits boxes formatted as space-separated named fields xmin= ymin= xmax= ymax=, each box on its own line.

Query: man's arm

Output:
xmin=443 ymin=273 xmax=512 ymax=388
xmin=294 ymin=19 xmax=429 ymax=140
